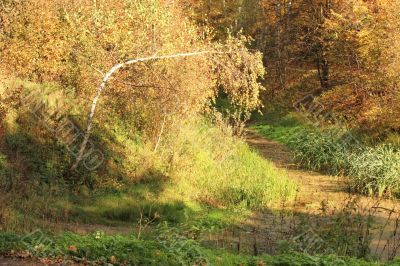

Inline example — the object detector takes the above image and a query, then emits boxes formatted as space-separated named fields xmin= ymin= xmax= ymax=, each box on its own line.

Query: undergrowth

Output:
xmin=0 ymin=231 xmax=386 ymax=266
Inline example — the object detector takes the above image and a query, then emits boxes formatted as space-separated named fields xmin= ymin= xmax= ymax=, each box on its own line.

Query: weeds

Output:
xmin=0 ymin=153 xmax=14 ymax=193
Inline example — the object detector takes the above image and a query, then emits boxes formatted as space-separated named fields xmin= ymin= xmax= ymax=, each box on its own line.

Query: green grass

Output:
xmin=170 ymin=123 xmax=298 ymax=209
xmin=0 ymin=77 xmax=296 ymax=233
xmin=253 ymin=113 xmax=400 ymax=197
xmin=348 ymin=145 xmax=400 ymax=197
xmin=47 ymin=179 xmax=250 ymax=229
xmin=252 ymin=113 xmax=307 ymax=145
xmin=288 ymin=129 xmax=355 ymax=175
xmin=0 ymin=231 xmax=386 ymax=266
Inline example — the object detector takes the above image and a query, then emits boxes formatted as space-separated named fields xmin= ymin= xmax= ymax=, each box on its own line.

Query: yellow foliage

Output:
xmin=0 ymin=0 xmax=265 ymax=137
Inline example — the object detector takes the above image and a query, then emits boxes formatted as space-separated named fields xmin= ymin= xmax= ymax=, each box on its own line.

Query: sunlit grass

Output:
xmin=253 ymin=113 xmax=400 ymax=197
xmin=169 ymin=119 xmax=297 ymax=209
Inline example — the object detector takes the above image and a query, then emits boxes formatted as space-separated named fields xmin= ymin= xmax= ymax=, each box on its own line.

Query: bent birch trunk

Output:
xmin=71 ymin=51 xmax=213 ymax=170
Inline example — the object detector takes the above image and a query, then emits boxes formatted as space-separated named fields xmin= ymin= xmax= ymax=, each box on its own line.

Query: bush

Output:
xmin=0 ymin=78 xmax=296 ymax=232
xmin=0 ymin=0 xmax=265 ymax=138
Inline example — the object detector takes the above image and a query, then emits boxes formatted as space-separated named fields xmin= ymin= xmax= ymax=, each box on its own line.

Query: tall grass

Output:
xmin=288 ymin=129 xmax=353 ymax=175
xmin=254 ymin=115 xmax=400 ymax=198
xmin=99 ymin=115 xmax=298 ymax=209
xmin=166 ymin=119 xmax=297 ymax=209
xmin=290 ymin=130 xmax=400 ymax=197
xmin=348 ymin=145 xmax=400 ymax=197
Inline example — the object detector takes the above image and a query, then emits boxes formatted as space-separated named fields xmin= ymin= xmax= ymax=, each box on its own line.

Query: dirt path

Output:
xmin=243 ymin=129 xmax=400 ymax=259
xmin=245 ymin=129 xmax=352 ymax=212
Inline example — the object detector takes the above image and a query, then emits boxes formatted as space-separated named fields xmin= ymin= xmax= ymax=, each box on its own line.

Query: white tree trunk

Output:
xmin=71 ymin=51 xmax=213 ymax=170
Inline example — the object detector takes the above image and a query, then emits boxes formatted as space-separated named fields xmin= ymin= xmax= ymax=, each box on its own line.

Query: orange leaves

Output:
xmin=0 ymin=0 xmax=266 ymax=140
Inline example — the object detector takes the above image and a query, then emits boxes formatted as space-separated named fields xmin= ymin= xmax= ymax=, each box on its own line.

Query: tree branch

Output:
xmin=71 ymin=50 xmax=216 ymax=170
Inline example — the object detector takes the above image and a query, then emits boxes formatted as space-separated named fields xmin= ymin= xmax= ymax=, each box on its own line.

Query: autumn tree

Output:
xmin=0 ymin=0 xmax=266 ymax=171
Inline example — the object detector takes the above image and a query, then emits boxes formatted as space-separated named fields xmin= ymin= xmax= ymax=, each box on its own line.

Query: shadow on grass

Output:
xmin=62 ymin=181 xmax=190 ymax=225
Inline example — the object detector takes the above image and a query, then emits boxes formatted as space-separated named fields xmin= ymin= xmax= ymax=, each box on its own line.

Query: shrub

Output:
xmin=0 ymin=0 xmax=265 ymax=138
xmin=0 ymin=78 xmax=295 ymax=232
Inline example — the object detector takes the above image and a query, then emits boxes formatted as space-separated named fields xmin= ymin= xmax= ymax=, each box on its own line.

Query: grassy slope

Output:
xmin=0 ymin=78 xmax=305 ymax=264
